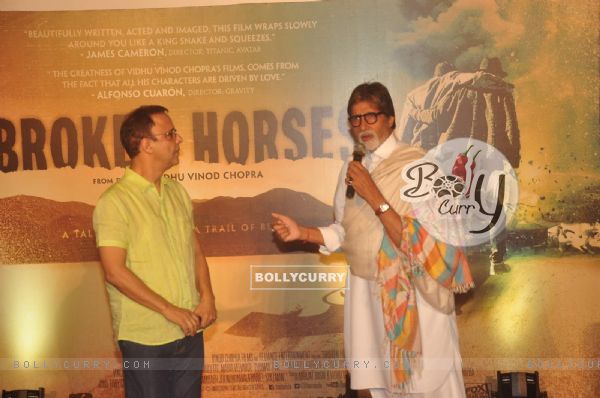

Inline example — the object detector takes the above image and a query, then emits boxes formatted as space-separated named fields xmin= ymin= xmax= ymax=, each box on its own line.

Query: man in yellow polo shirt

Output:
xmin=93 ymin=105 xmax=216 ymax=398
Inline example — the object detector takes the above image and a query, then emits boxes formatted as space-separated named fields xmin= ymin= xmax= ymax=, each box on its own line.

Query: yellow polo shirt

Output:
xmin=93 ymin=167 xmax=199 ymax=345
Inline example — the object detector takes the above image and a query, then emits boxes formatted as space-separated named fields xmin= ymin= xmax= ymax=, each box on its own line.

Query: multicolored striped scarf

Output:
xmin=377 ymin=216 xmax=474 ymax=389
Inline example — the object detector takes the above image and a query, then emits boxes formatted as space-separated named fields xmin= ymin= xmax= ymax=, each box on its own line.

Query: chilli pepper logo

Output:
xmin=400 ymin=138 xmax=519 ymax=247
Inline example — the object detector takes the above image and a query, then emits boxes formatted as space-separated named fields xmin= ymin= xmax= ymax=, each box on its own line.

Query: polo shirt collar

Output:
xmin=122 ymin=167 xmax=170 ymax=193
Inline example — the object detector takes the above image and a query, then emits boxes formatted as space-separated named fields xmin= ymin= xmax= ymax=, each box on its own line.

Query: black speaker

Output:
xmin=497 ymin=371 xmax=540 ymax=398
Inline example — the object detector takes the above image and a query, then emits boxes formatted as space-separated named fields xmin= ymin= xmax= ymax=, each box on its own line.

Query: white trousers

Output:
xmin=344 ymin=274 xmax=466 ymax=398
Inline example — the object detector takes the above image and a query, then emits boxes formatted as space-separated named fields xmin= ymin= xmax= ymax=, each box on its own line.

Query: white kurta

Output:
xmin=318 ymin=135 xmax=466 ymax=397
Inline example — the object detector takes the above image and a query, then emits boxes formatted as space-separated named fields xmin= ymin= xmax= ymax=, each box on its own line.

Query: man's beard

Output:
xmin=358 ymin=130 xmax=381 ymax=152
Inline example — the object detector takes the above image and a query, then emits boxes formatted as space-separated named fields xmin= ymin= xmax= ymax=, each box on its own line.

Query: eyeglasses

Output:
xmin=151 ymin=128 xmax=179 ymax=140
xmin=348 ymin=112 xmax=386 ymax=127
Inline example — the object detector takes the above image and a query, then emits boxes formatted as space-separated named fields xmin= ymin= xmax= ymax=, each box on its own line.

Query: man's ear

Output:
xmin=387 ymin=115 xmax=395 ymax=129
xmin=138 ymin=136 xmax=154 ymax=155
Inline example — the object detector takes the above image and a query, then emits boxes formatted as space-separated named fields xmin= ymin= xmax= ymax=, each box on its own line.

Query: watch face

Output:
xmin=377 ymin=203 xmax=390 ymax=215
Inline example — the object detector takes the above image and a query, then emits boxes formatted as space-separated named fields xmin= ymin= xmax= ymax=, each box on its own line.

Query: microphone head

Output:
xmin=353 ymin=143 xmax=366 ymax=156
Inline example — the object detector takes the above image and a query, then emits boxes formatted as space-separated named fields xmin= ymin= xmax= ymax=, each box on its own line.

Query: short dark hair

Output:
xmin=347 ymin=82 xmax=396 ymax=129
xmin=120 ymin=105 xmax=169 ymax=158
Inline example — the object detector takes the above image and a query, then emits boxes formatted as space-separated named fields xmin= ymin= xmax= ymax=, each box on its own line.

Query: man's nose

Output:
xmin=359 ymin=117 xmax=370 ymax=130
xmin=176 ymin=133 xmax=183 ymax=144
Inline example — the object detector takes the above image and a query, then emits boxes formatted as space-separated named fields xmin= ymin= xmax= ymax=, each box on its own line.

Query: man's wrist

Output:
xmin=159 ymin=301 xmax=176 ymax=317
xmin=301 ymin=227 xmax=309 ymax=242
xmin=199 ymin=292 xmax=215 ymax=302
xmin=375 ymin=202 xmax=391 ymax=216
xmin=368 ymin=192 xmax=387 ymax=212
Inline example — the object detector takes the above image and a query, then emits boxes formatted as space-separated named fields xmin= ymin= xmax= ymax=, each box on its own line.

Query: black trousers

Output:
xmin=119 ymin=332 xmax=204 ymax=398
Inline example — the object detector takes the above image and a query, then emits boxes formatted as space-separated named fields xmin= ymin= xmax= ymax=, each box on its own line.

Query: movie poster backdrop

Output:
xmin=1 ymin=1 xmax=598 ymax=397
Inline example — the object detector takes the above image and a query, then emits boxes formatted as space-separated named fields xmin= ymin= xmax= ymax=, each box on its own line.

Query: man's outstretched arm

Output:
xmin=271 ymin=212 xmax=325 ymax=245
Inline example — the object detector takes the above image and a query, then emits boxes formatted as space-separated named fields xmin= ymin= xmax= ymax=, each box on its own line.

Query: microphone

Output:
xmin=346 ymin=143 xmax=366 ymax=199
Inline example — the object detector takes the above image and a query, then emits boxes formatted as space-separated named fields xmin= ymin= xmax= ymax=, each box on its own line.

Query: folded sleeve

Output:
xmin=93 ymin=195 xmax=129 ymax=249
xmin=318 ymin=223 xmax=345 ymax=254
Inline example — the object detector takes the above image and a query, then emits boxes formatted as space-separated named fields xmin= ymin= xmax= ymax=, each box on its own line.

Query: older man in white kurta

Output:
xmin=272 ymin=82 xmax=470 ymax=398
xmin=318 ymin=133 xmax=466 ymax=397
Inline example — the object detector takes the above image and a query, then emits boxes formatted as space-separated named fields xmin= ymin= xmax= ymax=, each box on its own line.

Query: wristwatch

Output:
xmin=375 ymin=202 xmax=391 ymax=216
